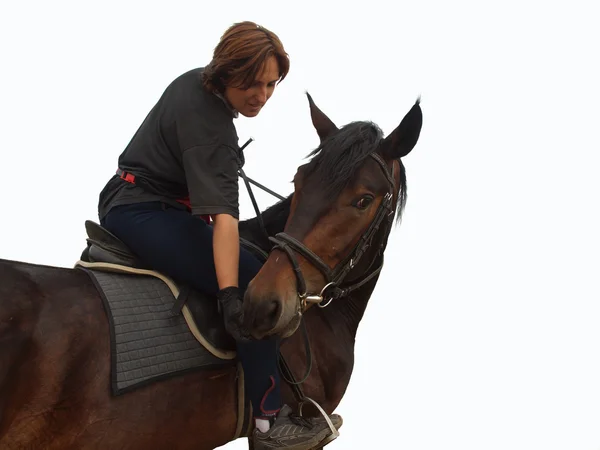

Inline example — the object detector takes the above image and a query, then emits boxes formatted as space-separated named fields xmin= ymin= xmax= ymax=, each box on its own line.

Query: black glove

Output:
xmin=217 ymin=286 xmax=249 ymax=341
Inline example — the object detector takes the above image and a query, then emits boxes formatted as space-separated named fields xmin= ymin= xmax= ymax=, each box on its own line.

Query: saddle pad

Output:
xmin=82 ymin=268 xmax=231 ymax=395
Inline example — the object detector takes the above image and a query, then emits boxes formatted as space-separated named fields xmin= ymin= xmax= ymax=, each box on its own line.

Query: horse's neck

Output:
xmin=293 ymin=269 xmax=379 ymax=412
xmin=320 ymin=237 xmax=386 ymax=335
xmin=320 ymin=279 xmax=376 ymax=338
xmin=239 ymin=195 xmax=292 ymax=251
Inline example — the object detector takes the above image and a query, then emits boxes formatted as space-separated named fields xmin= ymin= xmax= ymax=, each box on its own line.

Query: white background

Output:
xmin=1 ymin=1 xmax=599 ymax=449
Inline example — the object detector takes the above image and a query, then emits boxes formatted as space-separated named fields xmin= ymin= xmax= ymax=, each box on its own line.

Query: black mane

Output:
xmin=238 ymin=120 xmax=410 ymax=253
xmin=305 ymin=121 xmax=408 ymax=224
xmin=305 ymin=121 xmax=383 ymax=196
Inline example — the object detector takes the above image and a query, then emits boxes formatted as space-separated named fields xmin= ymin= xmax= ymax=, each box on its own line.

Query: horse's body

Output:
xmin=0 ymin=94 xmax=422 ymax=449
xmin=0 ymin=199 xmax=371 ymax=449
xmin=0 ymin=258 xmax=238 ymax=449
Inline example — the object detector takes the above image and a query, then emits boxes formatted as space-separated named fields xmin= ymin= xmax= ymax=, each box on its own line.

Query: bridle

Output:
xmin=267 ymin=151 xmax=397 ymax=313
xmin=237 ymin=140 xmax=398 ymax=403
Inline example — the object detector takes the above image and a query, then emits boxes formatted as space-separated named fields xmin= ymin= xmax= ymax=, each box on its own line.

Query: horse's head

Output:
xmin=243 ymin=93 xmax=422 ymax=339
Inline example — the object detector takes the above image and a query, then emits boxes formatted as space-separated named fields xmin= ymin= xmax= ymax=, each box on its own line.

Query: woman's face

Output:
xmin=224 ymin=56 xmax=280 ymax=118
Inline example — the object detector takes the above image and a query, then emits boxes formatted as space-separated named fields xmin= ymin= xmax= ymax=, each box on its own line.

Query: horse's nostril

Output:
xmin=266 ymin=299 xmax=280 ymax=323
xmin=251 ymin=296 xmax=282 ymax=334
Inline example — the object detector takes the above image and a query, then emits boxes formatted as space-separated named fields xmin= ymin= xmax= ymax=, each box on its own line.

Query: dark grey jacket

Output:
xmin=98 ymin=68 xmax=243 ymax=220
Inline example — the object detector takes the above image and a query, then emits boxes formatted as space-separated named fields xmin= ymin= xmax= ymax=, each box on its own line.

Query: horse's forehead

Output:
xmin=286 ymin=189 xmax=326 ymax=239
xmin=353 ymin=155 xmax=379 ymax=174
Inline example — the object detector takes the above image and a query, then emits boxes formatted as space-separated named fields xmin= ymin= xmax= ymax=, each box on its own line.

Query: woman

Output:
xmin=98 ymin=21 xmax=341 ymax=449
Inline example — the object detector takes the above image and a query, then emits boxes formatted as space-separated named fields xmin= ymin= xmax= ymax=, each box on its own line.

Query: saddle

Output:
xmin=78 ymin=220 xmax=266 ymax=356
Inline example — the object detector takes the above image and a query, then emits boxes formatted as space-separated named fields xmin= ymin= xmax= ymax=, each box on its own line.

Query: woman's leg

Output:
xmin=102 ymin=201 xmax=282 ymax=419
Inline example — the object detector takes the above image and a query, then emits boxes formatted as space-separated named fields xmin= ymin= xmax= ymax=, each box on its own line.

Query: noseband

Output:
xmin=268 ymin=152 xmax=397 ymax=312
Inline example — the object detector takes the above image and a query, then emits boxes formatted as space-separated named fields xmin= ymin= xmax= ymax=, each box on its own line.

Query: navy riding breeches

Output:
xmin=101 ymin=201 xmax=281 ymax=418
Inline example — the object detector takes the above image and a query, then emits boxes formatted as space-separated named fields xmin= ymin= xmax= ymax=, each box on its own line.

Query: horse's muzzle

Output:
xmin=243 ymin=283 xmax=301 ymax=340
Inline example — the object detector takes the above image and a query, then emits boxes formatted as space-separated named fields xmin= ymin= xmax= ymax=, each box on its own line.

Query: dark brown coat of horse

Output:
xmin=0 ymin=95 xmax=422 ymax=449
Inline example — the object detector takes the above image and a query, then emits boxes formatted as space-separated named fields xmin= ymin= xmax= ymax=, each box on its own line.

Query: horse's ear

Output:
xmin=306 ymin=92 xmax=338 ymax=142
xmin=380 ymin=97 xmax=423 ymax=160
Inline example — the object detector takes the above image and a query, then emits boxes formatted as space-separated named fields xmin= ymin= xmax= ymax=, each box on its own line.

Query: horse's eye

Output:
xmin=354 ymin=195 xmax=374 ymax=210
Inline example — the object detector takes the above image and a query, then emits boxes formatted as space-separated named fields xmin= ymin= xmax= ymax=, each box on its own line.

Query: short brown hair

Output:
xmin=202 ymin=21 xmax=290 ymax=93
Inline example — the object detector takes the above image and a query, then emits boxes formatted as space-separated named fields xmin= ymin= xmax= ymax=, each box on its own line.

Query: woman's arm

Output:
xmin=212 ymin=213 xmax=240 ymax=289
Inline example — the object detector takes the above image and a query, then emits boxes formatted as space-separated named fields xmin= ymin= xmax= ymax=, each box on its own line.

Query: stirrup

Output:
xmin=298 ymin=397 xmax=340 ymax=444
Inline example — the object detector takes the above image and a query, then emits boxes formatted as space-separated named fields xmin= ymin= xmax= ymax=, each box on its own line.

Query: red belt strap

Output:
xmin=116 ymin=168 xmax=210 ymax=224
xmin=117 ymin=168 xmax=136 ymax=183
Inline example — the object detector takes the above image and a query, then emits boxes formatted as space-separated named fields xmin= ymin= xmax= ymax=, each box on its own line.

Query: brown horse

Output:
xmin=0 ymin=94 xmax=422 ymax=449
